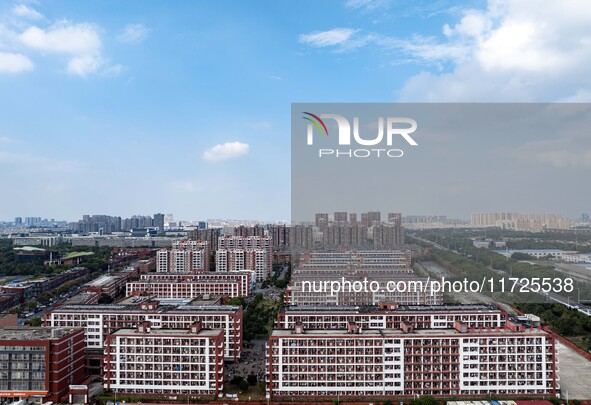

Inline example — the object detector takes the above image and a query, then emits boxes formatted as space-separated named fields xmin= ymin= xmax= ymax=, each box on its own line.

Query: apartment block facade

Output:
xmin=45 ymin=302 xmax=242 ymax=362
xmin=0 ymin=328 xmax=86 ymax=403
xmin=216 ymin=236 xmax=272 ymax=281
xmin=156 ymin=240 xmax=210 ymax=273
xmin=136 ymin=271 xmax=254 ymax=297
xmin=266 ymin=322 xmax=558 ymax=398
xmin=104 ymin=322 xmax=224 ymax=397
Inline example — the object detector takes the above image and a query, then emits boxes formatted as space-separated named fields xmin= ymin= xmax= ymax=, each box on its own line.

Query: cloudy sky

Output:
xmin=0 ymin=0 xmax=590 ymax=222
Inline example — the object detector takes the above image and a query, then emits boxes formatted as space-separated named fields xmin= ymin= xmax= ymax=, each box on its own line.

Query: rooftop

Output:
xmin=0 ymin=327 xmax=81 ymax=340
xmin=85 ymin=275 xmax=122 ymax=287
xmin=280 ymin=304 xmax=502 ymax=314
xmin=270 ymin=326 xmax=549 ymax=338
xmin=50 ymin=303 xmax=240 ymax=314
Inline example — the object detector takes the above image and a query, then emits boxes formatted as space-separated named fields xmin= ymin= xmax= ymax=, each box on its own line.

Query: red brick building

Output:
xmin=0 ymin=327 xmax=86 ymax=403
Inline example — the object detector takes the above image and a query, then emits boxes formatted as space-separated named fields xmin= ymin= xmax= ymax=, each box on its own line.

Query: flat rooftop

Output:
xmin=85 ymin=275 xmax=122 ymax=287
xmin=49 ymin=303 xmax=240 ymax=314
xmin=0 ymin=327 xmax=80 ymax=340
xmin=270 ymin=327 xmax=549 ymax=338
xmin=117 ymin=296 xmax=221 ymax=306
xmin=280 ymin=304 xmax=502 ymax=314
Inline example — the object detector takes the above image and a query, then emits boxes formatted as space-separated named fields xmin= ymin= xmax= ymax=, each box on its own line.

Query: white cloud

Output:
xmin=20 ymin=21 xmax=101 ymax=54
xmin=12 ymin=4 xmax=43 ymax=20
xmin=0 ymin=51 xmax=33 ymax=73
xmin=0 ymin=136 xmax=13 ymax=143
xmin=299 ymin=28 xmax=360 ymax=47
xmin=67 ymin=54 xmax=103 ymax=76
xmin=117 ymin=23 xmax=150 ymax=44
xmin=102 ymin=64 xmax=125 ymax=77
xmin=398 ymin=0 xmax=591 ymax=101
xmin=345 ymin=0 xmax=390 ymax=12
xmin=17 ymin=20 xmax=123 ymax=77
xmin=299 ymin=28 xmax=466 ymax=60
xmin=203 ymin=141 xmax=249 ymax=163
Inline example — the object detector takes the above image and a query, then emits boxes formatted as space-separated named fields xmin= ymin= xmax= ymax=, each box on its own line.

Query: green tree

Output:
xmin=30 ymin=317 xmax=42 ymax=327
xmin=239 ymin=380 xmax=249 ymax=392
xmin=230 ymin=375 xmax=243 ymax=385
xmin=247 ymin=374 xmax=257 ymax=386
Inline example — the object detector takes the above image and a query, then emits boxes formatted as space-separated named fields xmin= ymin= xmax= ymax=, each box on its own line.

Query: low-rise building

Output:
xmin=0 ymin=327 xmax=86 ymax=403
xmin=104 ymin=322 xmax=224 ymax=397
xmin=266 ymin=321 xmax=558 ymax=398
xmin=45 ymin=301 xmax=242 ymax=367
xmin=128 ymin=271 xmax=254 ymax=298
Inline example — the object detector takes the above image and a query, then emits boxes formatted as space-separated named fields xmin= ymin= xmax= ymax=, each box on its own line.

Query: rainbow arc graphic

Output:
xmin=302 ymin=112 xmax=328 ymax=136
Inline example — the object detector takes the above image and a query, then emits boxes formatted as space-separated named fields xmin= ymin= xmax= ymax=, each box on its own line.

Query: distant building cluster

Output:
xmin=71 ymin=213 xmax=165 ymax=234
xmin=470 ymin=212 xmax=571 ymax=232
xmin=291 ymin=211 xmax=405 ymax=249
xmin=1 ymin=267 xmax=90 ymax=305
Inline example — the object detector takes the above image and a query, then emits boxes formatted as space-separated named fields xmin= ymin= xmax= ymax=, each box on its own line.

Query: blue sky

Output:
xmin=1 ymin=0 xmax=590 ymax=221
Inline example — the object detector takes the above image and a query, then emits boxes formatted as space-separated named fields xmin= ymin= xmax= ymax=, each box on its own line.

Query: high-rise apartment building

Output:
xmin=315 ymin=213 xmax=329 ymax=229
xmin=333 ymin=212 xmax=348 ymax=226
xmin=216 ymin=236 xmax=272 ymax=281
xmin=156 ymin=240 xmax=210 ymax=273
xmin=388 ymin=212 xmax=402 ymax=225
xmin=321 ymin=225 xmax=368 ymax=247
xmin=372 ymin=224 xmax=404 ymax=248
xmin=291 ymin=226 xmax=314 ymax=249
xmin=270 ymin=225 xmax=290 ymax=247
xmin=153 ymin=213 xmax=165 ymax=234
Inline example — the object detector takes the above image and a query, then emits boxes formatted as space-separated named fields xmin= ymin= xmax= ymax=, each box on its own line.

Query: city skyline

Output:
xmin=2 ymin=209 xmax=587 ymax=225
xmin=1 ymin=1 xmax=590 ymax=220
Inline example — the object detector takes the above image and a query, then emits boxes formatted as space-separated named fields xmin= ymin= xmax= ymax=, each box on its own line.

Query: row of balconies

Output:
xmin=279 ymin=366 xmax=384 ymax=373
xmin=107 ymin=355 xmax=221 ymax=363
xmin=110 ymin=375 xmax=222 ymax=384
